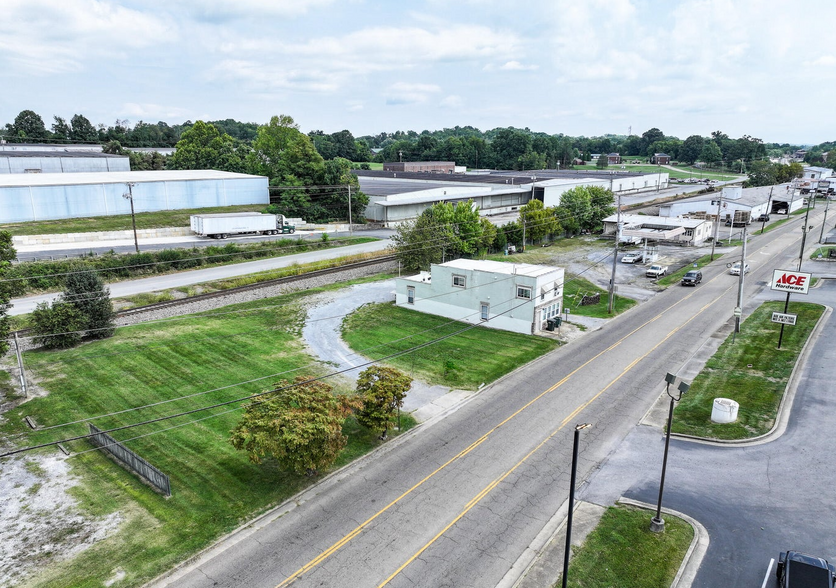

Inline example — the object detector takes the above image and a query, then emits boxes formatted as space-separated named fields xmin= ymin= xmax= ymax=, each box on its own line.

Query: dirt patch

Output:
xmin=0 ymin=454 xmax=122 ymax=587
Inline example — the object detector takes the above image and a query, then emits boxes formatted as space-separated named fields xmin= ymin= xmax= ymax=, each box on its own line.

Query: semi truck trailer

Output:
xmin=190 ymin=213 xmax=296 ymax=239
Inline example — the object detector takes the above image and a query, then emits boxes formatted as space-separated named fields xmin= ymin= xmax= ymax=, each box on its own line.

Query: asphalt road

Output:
xmin=582 ymin=278 xmax=836 ymax=588
xmin=8 ymin=238 xmax=391 ymax=315
xmin=150 ymin=196 xmax=820 ymax=588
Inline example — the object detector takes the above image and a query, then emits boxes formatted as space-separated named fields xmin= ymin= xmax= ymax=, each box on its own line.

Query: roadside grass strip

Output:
xmin=342 ymin=302 xmax=558 ymax=390
xmin=0 ymin=284 xmax=411 ymax=587
xmin=0 ymin=204 xmax=271 ymax=236
xmin=671 ymin=301 xmax=825 ymax=440
xmin=563 ymin=274 xmax=636 ymax=318
xmin=557 ymin=505 xmax=693 ymax=588
xmin=657 ymin=254 xmax=721 ymax=287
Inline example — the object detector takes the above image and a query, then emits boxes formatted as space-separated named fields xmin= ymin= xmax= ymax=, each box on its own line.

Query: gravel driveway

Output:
xmin=301 ymin=280 xmax=459 ymax=415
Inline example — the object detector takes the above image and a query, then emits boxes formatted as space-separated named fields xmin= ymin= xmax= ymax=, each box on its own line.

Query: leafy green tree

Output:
xmin=554 ymin=187 xmax=597 ymax=235
xmin=248 ymin=115 xmax=325 ymax=186
xmin=355 ymin=366 xmax=413 ymax=439
xmin=520 ymin=199 xmax=560 ymax=244
xmin=502 ymin=220 xmax=523 ymax=247
xmin=640 ymin=128 xmax=665 ymax=153
xmin=51 ymin=116 xmax=71 ymax=142
xmin=699 ymin=142 xmax=722 ymax=165
xmin=69 ymin=114 xmax=99 ymax=143
xmin=318 ymin=157 xmax=369 ymax=221
xmin=596 ymin=154 xmax=609 ymax=169
xmin=63 ymin=270 xmax=115 ymax=339
xmin=31 ymin=301 xmax=84 ymax=349
xmin=230 ymin=376 xmax=356 ymax=475
xmin=746 ymin=160 xmax=778 ymax=187
xmin=478 ymin=217 xmax=498 ymax=252
xmin=587 ymin=186 xmax=616 ymax=230
xmin=680 ymin=135 xmax=705 ymax=164
xmin=491 ymin=128 xmax=532 ymax=169
xmin=167 ymin=121 xmax=246 ymax=172
xmin=391 ymin=201 xmax=484 ymax=270
xmin=6 ymin=110 xmax=48 ymax=142
xmin=0 ymin=232 xmax=17 ymax=355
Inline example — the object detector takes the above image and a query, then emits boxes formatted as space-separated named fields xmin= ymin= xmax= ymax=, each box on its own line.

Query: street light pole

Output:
xmin=710 ymin=197 xmax=722 ymax=261
xmin=798 ymin=198 xmax=813 ymax=271
xmin=607 ymin=192 xmax=622 ymax=314
xmin=819 ymin=196 xmax=830 ymax=244
xmin=734 ymin=224 xmax=748 ymax=334
xmin=562 ymin=423 xmax=592 ymax=588
xmin=650 ymin=373 xmax=690 ymax=533
xmin=123 ymin=182 xmax=139 ymax=253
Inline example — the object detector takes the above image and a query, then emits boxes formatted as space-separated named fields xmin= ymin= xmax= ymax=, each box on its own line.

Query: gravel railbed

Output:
xmin=114 ymin=261 xmax=398 ymax=327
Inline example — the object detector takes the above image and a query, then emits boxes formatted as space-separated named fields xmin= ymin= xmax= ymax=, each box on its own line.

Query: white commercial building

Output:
xmin=658 ymin=184 xmax=800 ymax=222
xmin=395 ymin=259 xmax=564 ymax=335
xmin=0 ymin=151 xmax=129 ymax=174
xmin=602 ymin=214 xmax=714 ymax=246
xmin=0 ymin=170 xmax=268 ymax=223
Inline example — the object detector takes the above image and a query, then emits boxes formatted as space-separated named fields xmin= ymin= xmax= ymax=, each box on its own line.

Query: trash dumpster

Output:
xmin=546 ymin=319 xmax=556 ymax=331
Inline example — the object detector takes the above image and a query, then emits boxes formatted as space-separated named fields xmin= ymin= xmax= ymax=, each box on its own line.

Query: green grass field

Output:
xmin=560 ymin=505 xmax=693 ymax=588
xmin=341 ymin=302 xmax=558 ymax=389
xmin=571 ymin=163 xmax=739 ymax=181
xmin=1 ymin=283 xmax=412 ymax=587
xmin=563 ymin=274 xmax=636 ymax=317
xmin=657 ymin=254 xmax=723 ymax=287
xmin=672 ymin=301 xmax=825 ymax=439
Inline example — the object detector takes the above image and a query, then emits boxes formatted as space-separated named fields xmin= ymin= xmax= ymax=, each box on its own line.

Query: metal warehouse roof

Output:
xmin=663 ymin=183 xmax=787 ymax=208
xmin=0 ymin=170 xmax=266 ymax=188
xmin=0 ymin=151 xmax=125 ymax=159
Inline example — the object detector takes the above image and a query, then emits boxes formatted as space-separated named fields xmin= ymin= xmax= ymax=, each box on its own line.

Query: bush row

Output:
xmin=6 ymin=238 xmax=331 ymax=296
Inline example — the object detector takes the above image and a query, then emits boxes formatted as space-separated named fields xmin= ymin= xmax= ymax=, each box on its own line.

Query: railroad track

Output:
xmin=116 ymin=254 xmax=397 ymax=318
xmin=11 ymin=255 xmax=397 ymax=339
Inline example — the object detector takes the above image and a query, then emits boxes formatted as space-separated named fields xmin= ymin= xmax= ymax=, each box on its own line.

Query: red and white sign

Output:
xmin=770 ymin=269 xmax=812 ymax=295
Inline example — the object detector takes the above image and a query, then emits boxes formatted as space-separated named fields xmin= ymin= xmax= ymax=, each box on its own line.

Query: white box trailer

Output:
xmin=190 ymin=213 xmax=295 ymax=239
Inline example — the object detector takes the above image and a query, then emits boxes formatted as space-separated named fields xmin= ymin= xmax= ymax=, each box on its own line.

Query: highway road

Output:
xmin=8 ymin=238 xmax=391 ymax=315
xmin=149 ymin=201 xmax=825 ymax=587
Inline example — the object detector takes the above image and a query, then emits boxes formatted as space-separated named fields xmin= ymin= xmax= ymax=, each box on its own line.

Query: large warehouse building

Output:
xmin=0 ymin=170 xmax=268 ymax=223
xmin=356 ymin=169 xmax=668 ymax=226
xmin=0 ymin=150 xmax=129 ymax=174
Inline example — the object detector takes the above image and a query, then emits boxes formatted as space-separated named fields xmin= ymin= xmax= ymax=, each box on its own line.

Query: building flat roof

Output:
xmin=0 ymin=170 xmax=266 ymax=188
xmin=605 ymin=213 xmax=709 ymax=228
xmin=440 ymin=258 xmax=561 ymax=278
xmin=662 ymin=183 xmax=786 ymax=208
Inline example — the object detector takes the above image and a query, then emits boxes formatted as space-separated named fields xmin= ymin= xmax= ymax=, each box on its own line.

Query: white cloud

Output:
xmin=385 ymin=82 xmax=441 ymax=105
xmin=121 ymin=103 xmax=191 ymax=120
xmin=809 ymin=55 xmax=836 ymax=67
xmin=0 ymin=0 xmax=174 ymax=74
xmin=346 ymin=101 xmax=364 ymax=112
xmin=170 ymin=0 xmax=336 ymax=19
xmin=440 ymin=95 xmax=463 ymax=108
xmin=499 ymin=61 xmax=538 ymax=71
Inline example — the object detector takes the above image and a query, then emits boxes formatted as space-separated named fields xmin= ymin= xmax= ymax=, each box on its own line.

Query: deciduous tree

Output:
xmin=355 ymin=366 xmax=412 ymax=439
xmin=63 ymin=270 xmax=115 ymax=339
xmin=230 ymin=377 xmax=356 ymax=475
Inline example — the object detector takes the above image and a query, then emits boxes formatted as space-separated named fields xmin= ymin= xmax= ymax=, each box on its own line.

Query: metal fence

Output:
xmin=88 ymin=424 xmax=171 ymax=497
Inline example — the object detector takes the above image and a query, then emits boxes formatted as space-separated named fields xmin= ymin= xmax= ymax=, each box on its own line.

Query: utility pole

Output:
xmin=347 ymin=184 xmax=352 ymax=236
xmin=734 ymin=225 xmax=747 ymax=334
xmin=761 ymin=186 xmax=773 ymax=234
xmin=521 ymin=209 xmax=526 ymax=252
xmin=710 ymin=197 xmax=722 ymax=261
xmin=819 ymin=196 xmax=831 ymax=244
xmin=607 ymin=192 xmax=622 ymax=314
xmin=13 ymin=332 xmax=26 ymax=398
xmin=798 ymin=198 xmax=813 ymax=271
xmin=123 ymin=182 xmax=139 ymax=253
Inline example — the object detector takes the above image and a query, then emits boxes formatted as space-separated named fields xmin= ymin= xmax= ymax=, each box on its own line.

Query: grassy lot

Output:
xmin=657 ymin=254 xmax=722 ymax=287
xmin=570 ymin=164 xmax=739 ymax=181
xmin=811 ymin=246 xmax=835 ymax=260
xmin=0 ymin=204 xmax=271 ymax=236
xmin=671 ymin=301 xmax=825 ymax=439
xmin=559 ymin=505 xmax=693 ymax=588
xmin=342 ymin=302 xmax=558 ymax=389
xmin=1 ymin=282 xmax=414 ymax=587
xmin=564 ymin=274 xmax=636 ymax=317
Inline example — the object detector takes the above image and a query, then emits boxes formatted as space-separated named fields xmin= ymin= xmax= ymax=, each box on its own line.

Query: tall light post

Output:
xmin=562 ymin=423 xmax=592 ymax=588
xmin=607 ymin=192 xmax=622 ymax=314
xmin=798 ymin=198 xmax=814 ymax=271
xmin=650 ymin=373 xmax=690 ymax=533
xmin=819 ymin=195 xmax=831 ymax=244
xmin=123 ymin=182 xmax=139 ymax=253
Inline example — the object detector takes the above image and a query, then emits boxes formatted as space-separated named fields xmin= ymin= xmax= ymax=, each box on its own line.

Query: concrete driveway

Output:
xmin=580 ymin=279 xmax=836 ymax=588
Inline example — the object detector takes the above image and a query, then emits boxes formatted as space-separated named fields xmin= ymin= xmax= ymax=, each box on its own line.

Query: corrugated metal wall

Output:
xmin=0 ymin=177 xmax=269 ymax=223
xmin=0 ymin=156 xmax=130 ymax=174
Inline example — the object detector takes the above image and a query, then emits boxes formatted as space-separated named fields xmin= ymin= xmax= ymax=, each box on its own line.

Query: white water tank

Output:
xmin=711 ymin=398 xmax=739 ymax=423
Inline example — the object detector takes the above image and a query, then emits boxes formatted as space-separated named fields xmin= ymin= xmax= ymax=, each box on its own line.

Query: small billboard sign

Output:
xmin=770 ymin=270 xmax=812 ymax=295
xmin=771 ymin=312 xmax=797 ymax=325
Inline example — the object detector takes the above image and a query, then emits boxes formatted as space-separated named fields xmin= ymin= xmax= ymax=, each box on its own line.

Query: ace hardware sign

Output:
xmin=770 ymin=270 xmax=812 ymax=295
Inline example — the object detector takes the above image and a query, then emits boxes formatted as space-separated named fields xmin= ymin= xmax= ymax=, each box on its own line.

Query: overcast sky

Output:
xmin=2 ymin=0 xmax=834 ymax=144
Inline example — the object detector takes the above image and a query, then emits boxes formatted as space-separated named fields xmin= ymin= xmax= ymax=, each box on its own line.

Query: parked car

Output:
xmin=729 ymin=261 xmax=750 ymax=275
xmin=646 ymin=264 xmax=668 ymax=278
xmin=756 ymin=214 xmax=771 ymax=222
xmin=621 ymin=252 xmax=644 ymax=264
xmin=777 ymin=551 xmax=836 ymax=587
xmin=681 ymin=270 xmax=702 ymax=286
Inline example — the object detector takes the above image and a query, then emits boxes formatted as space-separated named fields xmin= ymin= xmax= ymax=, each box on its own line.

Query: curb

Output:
xmin=616 ymin=498 xmax=710 ymax=588
xmin=667 ymin=303 xmax=832 ymax=448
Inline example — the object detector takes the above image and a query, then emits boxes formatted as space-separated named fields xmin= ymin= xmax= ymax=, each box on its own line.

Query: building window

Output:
xmin=517 ymin=286 xmax=532 ymax=299
xmin=480 ymin=303 xmax=489 ymax=321
xmin=407 ymin=287 xmax=415 ymax=304
xmin=452 ymin=274 xmax=466 ymax=288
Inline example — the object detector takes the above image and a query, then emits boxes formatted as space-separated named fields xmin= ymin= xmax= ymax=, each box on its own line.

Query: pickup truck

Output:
xmin=777 ymin=551 xmax=836 ymax=587
xmin=646 ymin=264 xmax=668 ymax=278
